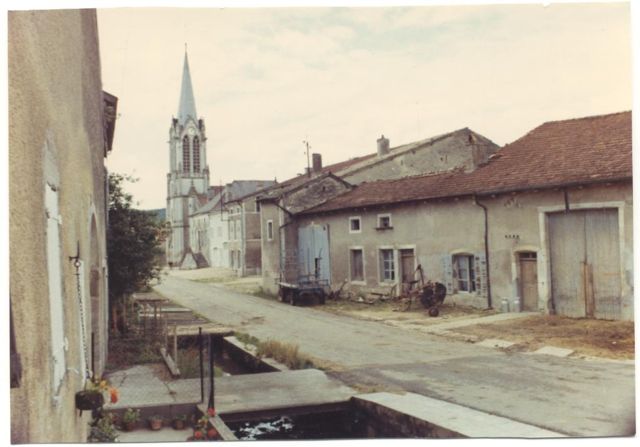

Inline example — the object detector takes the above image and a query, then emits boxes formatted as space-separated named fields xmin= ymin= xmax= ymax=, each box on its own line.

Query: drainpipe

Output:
xmin=474 ymin=194 xmax=492 ymax=309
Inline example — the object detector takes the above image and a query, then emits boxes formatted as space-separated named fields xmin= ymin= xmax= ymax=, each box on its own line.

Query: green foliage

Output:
xmin=122 ymin=408 xmax=141 ymax=424
xmin=234 ymin=332 xmax=261 ymax=348
xmin=107 ymin=173 xmax=167 ymax=304
xmin=88 ymin=412 xmax=119 ymax=443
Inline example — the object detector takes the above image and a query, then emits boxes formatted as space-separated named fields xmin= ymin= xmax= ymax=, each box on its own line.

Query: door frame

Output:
xmin=537 ymin=201 xmax=626 ymax=315
xmin=515 ymin=249 xmax=539 ymax=311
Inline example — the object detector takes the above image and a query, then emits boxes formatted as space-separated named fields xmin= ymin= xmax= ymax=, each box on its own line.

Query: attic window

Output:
xmin=349 ymin=217 xmax=361 ymax=233
xmin=376 ymin=214 xmax=392 ymax=230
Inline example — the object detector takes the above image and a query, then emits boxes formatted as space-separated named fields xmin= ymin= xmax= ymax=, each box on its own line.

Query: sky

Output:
xmin=94 ymin=2 xmax=633 ymax=209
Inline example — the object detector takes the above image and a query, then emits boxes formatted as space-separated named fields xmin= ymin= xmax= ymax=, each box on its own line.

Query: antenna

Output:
xmin=302 ymin=139 xmax=311 ymax=177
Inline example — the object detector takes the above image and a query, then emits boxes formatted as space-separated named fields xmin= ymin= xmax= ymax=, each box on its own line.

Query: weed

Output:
xmin=234 ymin=332 xmax=261 ymax=348
xmin=256 ymin=339 xmax=314 ymax=370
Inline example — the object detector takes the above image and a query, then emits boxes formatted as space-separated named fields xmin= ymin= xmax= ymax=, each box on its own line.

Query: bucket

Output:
xmin=512 ymin=298 xmax=521 ymax=312
xmin=500 ymin=299 xmax=510 ymax=313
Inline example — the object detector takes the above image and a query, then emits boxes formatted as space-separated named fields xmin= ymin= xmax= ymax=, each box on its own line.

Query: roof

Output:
xmin=192 ymin=180 xmax=277 ymax=215
xmin=177 ymin=51 xmax=197 ymax=125
xmin=302 ymin=111 xmax=632 ymax=214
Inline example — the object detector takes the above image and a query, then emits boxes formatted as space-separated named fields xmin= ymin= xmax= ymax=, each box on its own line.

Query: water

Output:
xmin=227 ymin=412 xmax=363 ymax=440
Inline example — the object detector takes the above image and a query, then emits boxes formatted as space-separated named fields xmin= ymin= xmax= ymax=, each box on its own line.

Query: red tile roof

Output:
xmin=303 ymin=111 xmax=631 ymax=214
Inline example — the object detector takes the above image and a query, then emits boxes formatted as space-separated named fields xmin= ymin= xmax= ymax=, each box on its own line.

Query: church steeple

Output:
xmin=177 ymin=49 xmax=197 ymax=125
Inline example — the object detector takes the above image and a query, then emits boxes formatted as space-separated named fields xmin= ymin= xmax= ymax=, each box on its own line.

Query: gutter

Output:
xmin=473 ymin=194 xmax=492 ymax=309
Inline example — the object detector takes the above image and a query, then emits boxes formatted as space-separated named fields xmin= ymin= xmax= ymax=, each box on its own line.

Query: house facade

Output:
xmin=9 ymin=9 xmax=116 ymax=442
xmin=299 ymin=112 xmax=633 ymax=320
xmin=258 ymin=129 xmax=499 ymax=294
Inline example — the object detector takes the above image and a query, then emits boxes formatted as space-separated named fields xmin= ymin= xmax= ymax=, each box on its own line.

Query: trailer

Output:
xmin=277 ymin=276 xmax=328 ymax=306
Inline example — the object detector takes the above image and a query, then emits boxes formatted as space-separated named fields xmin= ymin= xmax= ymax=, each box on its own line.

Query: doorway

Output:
xmin=518 ymin=252 xmax=538 ymax=311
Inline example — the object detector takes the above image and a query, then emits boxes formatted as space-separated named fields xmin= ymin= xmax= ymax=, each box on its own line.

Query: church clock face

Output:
xmin=187 ymin=127 xmax=195 ymax=136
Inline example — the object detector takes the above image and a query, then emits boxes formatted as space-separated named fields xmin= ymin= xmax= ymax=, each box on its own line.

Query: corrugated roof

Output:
xmin=303 ymin=111 xmax=631 ymax=214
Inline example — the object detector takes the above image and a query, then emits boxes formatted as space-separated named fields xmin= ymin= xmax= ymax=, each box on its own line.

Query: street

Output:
xmin=155 ymin=275 xmax=635 ymax=437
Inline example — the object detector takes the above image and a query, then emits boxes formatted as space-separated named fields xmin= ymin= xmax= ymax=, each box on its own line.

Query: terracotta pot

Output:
xmin=123 ymin=421 xmax=136 ymax=432
xmin=149 ymin=419 xmax=163 ymax=430
xmin=173 ymin=420 xmax=186 ymax=430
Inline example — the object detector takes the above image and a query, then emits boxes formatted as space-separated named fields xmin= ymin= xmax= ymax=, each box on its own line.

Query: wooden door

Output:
xmin=548 ymin=209 xmax=621 ymax=319
xmin=400 ymin=249 xmax=415 ymax=291
xmin=518 ymin=252 xmax=538 ymax=311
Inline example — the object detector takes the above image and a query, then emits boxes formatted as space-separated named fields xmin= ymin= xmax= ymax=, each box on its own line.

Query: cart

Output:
xmin=278 ymin=275 xmax=328 ymax=306
xmin=397 ymin=264 xmax=447 ymax=316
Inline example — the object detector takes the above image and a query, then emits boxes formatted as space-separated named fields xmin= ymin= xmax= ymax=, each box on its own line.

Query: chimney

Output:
xmin=312 ymin=153 xmax=323 ymax=173
xmin=377 ymin=135 xmax=390 ymax=157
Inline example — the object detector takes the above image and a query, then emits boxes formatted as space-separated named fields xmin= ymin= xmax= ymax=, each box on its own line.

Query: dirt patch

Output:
xmin=454 ymin=315 xmax=635 ymax=360
xmin=321 ymin=299 xmax=495 ymax=327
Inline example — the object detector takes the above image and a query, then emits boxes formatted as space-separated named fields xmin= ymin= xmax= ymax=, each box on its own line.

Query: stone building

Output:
xmin=166 ymin=51 xmax=210 ymax=267
xmin=9 ymin=9 xmax=117 ymax=442
xmin=299 ymin=112 xmax=633 ymax=320
xmin=258 ymin=128 xmax=499 ymax=294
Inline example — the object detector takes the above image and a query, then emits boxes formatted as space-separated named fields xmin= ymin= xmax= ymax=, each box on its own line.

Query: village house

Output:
xmin=186 ymin=180 xmax=275 ymax=272
xmin=297 ymin=112 xmax=633 ymax=321
xmin=9 ymin=9 xmax=117 ymax=442
xmin=258 ymin=128 xmax=500 ymax=294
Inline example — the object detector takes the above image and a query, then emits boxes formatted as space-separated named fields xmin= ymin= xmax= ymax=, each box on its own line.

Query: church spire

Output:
xmin=177 ymin=48 xmax=197 ymax=125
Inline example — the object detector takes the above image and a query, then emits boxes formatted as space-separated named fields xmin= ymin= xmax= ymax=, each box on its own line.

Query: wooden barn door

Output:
xmin=518 ymin=252 xmax=538 ymax=311
xmin=548 ymin=209 xmax=621 ymax=319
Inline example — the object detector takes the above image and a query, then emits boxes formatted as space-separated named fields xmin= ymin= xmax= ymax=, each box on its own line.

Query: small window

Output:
xmin=453 ymin=255 xmax=476 ymax=292
xmin=255 ymin=201 xmax=261 ymax=212
xmin=349 ymin=217 xmax=361 ymax=233
xmin=377 ymin=214 xmax=392 ymax=229
xmin=350 ymin=249 xmax=364 ymax=281
xmin=379 ymin=249 xmax=395 ymax=282
xmin=267 ymin=220 xmax=274 ymax=241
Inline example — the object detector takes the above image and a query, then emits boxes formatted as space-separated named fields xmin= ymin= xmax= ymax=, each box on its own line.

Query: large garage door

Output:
xmin=548 ymin=209 xmax=621 ymax=319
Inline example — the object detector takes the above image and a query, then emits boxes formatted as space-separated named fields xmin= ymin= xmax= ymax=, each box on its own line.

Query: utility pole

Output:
xmin=302 ymin=139 xmax=311 ymax=177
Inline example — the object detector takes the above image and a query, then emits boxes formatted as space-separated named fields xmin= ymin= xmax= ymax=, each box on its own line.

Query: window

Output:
xmin=454 ymin=255 xmax=476 ymax=292
xmin=349 ymin=217 xmax=361 ymax=233
xmin=266 ymin=220 xmax=274 ymax=241
xmin=379 ymin=248 xmax=395 ymax=282
xmin=377 ymin=214 xmax=392 ymax=229
xmin=255 ymin=201 xmax=261 ymax=212
xmin=350 ymin=249 xmax=364 ymax=282
xmin=182 ymin=136 xmax=190 ymax=173
xmin=193 ymin=136 xmax=200 ymax=172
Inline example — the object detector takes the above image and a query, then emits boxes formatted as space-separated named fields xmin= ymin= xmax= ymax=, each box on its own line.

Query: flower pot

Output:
xmin=75 ymin=390 xmax=104 ymax=411
xmin=173 ymin=420 xmax=186 ymax=430
xmin=123 ymin=421 xmax=137 ymax=432
xmin=149 ymin=419 xmax=163 ymax=430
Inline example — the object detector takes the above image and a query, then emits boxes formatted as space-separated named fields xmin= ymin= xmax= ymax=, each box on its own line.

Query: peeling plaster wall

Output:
xmin=9 ymin=9 xmax=109 ymax=443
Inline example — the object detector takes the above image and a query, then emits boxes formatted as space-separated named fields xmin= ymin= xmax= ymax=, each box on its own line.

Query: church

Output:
xmin=165 ymin=51 xmax=212 ymax=267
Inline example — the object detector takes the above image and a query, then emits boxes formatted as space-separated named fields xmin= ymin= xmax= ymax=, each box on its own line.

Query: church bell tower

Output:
xmin=166 ymin=50 xmax=210 ymax=267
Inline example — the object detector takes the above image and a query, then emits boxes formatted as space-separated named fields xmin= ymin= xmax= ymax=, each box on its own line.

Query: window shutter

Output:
xmin=45 ymin=184 xmax=67 ymax=396
xmin=442 ymin=255 xmax=454 ymax=293
xmin=475 ymin=253 xmax=488 ymax=297
xmin=77 ymin=260 xmax=88 ymax=386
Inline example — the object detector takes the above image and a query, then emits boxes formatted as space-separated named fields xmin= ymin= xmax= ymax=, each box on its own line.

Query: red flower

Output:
xmin=194 ymin=430 xmax=203 ymax=440
xmin=110 ymin=388 xmax=119 ymax=404
xmin=207 ymin=407 xmax=216 ymax=417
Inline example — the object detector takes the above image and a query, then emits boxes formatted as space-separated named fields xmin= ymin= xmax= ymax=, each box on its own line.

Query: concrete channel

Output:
xmin=107 ymin=334 xmax=565 ymax=440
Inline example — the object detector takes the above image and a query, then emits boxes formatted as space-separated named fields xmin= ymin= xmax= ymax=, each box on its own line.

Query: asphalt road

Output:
xmin=155 ymin=275 xmax=635 ymax=437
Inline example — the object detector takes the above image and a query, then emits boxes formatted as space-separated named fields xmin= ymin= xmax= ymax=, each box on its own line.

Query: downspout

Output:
xmin=474 ymin=194 xmax=492 ymax=309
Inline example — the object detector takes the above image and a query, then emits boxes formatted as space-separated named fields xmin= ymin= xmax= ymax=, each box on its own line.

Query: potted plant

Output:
xmin=76 ymin=377 xmax=118 ymax=411
xmin=122 ymin=408 xmax=140 ymax=432
xmin=149 ymin=415 xmax=164 ymax=431
xmin=172 ymin=414 xmax=187 ymax=430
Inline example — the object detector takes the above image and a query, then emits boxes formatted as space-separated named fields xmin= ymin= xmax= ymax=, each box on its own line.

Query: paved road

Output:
xmin=155 ymin=275 xmax=635 ymax=437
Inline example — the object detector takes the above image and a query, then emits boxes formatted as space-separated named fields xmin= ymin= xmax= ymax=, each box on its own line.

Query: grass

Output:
xmin=256 ymin=339 xmax=315 ymax=370
xmin=234 ymin=332 xmax=315 ymax=370
xmin=176 ymin=346 xmax=224 ymax=378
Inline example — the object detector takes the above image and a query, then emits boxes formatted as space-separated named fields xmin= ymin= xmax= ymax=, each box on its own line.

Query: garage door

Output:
xmin=548 ymin=209 xmax=621 ymax=319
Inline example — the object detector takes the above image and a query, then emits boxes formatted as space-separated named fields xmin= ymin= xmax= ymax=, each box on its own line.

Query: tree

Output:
xmin=107 ymin=173 xmax=166 ymax=332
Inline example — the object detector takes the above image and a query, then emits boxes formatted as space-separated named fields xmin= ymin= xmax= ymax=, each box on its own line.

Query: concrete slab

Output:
xmin=214 ymin=369 xmax=355 ymax=416
xmin=354 ymin=392 xmax=564 ymax=438
xmin=532 ymin=346 xmax=574 ymax=358
xmin=116 ymin=426 xmax=191 ymax=443
xmin=476 ymin=338 xmax=516 ymax=349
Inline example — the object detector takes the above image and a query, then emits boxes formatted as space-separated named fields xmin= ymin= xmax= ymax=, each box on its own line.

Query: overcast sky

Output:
xmin=97 ymin=2 xmax=632 ymax=210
